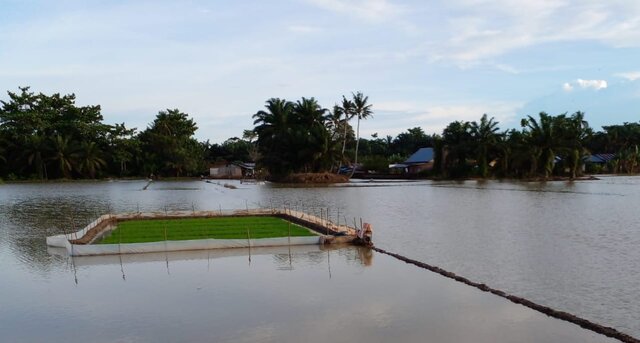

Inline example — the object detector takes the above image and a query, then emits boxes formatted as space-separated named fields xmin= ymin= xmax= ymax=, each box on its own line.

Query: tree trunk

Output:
xmin=349 ymin=117 xmax=361 ymax=179
xmin=341 ymin=119 xmax=348 ymax=162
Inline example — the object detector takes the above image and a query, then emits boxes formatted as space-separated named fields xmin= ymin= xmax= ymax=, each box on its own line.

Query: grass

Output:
xmin=98 ymin=216 xmax=316 ymax=244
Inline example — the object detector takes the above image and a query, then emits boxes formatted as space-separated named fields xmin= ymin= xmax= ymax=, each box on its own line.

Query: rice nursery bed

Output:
xmin=98 ymin=216 xmax=316 ymax=244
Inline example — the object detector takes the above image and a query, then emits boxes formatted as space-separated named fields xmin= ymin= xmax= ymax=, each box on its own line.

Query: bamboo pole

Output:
xmin=246 ymin=226 xmax=252 ymax=263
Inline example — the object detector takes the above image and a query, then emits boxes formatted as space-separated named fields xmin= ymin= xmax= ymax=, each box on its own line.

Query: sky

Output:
xmin=1 ymin=0 xmax=639 ymax=142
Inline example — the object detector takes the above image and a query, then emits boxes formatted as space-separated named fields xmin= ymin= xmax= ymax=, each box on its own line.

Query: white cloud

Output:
xmin=562 ymin=79 xmax=607 ymax=91
xmin=493 ymin=64 xmax=520 ymax=74
xmin=432 ymin=0 xmax=640 ymax=65
xmin=615 ymin=71 xmax=640 ymax=81
xmin=305 ymin=0 xmax=403 ymax=21
xmin=371 ymin=101 xmax=521 ymax=136
xmin=576 ymin=79 xmax=608 ymax=90
xmin=287 ymin=25 xmax=323 ymax=34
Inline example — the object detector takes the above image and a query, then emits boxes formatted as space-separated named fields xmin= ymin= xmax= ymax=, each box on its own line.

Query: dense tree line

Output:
xmin=434 ymin=112 xmax=592 ymax=179
xmin=3 ymin=86 xmax=640 ymax=181
xmin=251 ymin=93 xmax=373 ymax=179
xmin=0 ymin=87 xmax=207 ymax=180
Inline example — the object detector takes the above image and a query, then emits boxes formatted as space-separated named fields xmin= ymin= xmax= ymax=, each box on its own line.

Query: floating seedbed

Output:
xmin=98 ymin=216 xmax=316 ymax=244
xmin=46 ymin=209 xmax=372 ymax=256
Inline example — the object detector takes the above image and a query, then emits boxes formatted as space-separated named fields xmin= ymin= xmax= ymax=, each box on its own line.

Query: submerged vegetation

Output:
xmin=2 ymin=86 xmax=640 ymax=181
xmin=99 ymin=216 xmax=315 ymax=244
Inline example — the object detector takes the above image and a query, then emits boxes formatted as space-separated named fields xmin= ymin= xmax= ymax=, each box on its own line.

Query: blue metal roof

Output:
xmin=586 ymin=153 xmax=615 ymax=163
xmin=404 ymin=147 xmax=434 ymax=164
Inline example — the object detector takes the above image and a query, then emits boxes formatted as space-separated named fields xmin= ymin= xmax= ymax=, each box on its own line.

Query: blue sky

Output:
xmin=1 ymin=0 xmax=639 ymax=142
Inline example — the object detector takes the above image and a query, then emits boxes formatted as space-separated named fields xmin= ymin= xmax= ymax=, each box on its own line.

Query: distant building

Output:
xmin=403 ymin=147 xmax=434 ymax=174
xmin=586 ymin=153 xmax=616 ymax=164
xmin=209 ymin=162 xmax=255 ymax=178
xmin=584 ymin=153 xmax=616 ymax=172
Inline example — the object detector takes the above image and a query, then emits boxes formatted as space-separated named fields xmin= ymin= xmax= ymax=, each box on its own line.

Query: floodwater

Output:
xmin=0 ymin=177 xmax=638 ymax=342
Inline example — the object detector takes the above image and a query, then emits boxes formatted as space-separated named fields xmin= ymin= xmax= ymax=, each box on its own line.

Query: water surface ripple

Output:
xmin=0 ymin=176 xmax=638 ymax=339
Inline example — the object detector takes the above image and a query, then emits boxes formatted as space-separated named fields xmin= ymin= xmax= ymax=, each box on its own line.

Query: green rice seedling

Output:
xmin=98 ymin=216 xmax=316 ymax=244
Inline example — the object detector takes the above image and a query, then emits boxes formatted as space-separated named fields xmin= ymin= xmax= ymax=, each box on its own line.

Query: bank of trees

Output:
xmin=4 ymin=86 xmax=640 ymax=181
xmin=251 ymin=92 xmax=373 ymax=179
xmin=0 ymin=87 xmax=206 ymax=180
xmin=432 ymin=112 xmax=594 ymax=179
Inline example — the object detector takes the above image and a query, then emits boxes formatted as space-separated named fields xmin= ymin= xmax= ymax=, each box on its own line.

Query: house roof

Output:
xmin=404 ymin=147 xmax=434 ymax=164
xmin=586 ymin=153 xmax=616 ymax=163
xmin=233 ymin=162 xmax=256 ymax=170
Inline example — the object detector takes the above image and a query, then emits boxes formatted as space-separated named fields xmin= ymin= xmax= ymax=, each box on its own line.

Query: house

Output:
xmin=388 ymin=163 xmax=409 ymax=174
xmin=403 ymin=147 xmax=434 ymax=174
xmin=584 ymin=153 xmax=615 ymax=172
xmin=586 ymin=153 xmax=615 ymax=164
xmin=209 ymin=162 xmax=254 ymax=179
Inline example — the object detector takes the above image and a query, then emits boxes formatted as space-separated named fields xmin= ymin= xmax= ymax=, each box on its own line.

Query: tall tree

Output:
xmin=49 ymin=135 xmax=78 ymax=179
xmin=521 ymin=112 xmax=558 ymax=178
xmin=107 ymin=123 xmax=138 ymax=176
xmin=349 ymin=92 xmax=373 ymax=177
xmin=21 ymin=134 xmax=49 ymax=179
xmin=441 ymin=121 xmax=473 ymax=177
xmin=292 ymin=97 xmax=331 ymax=172
xmin=77 ymin=141 xmax=107 ymax=178
xmin=470 ymin=114 xmax=500 ymax=177
xmin=337 ymin=96 xmax=355 ymax=163
xmin=562 ymin=111 xmax=591 ymax=178
xmin=252 ymin=98 xmax=296 ymax=178
xmin=138 ymin=109 xmax=200 ymax=177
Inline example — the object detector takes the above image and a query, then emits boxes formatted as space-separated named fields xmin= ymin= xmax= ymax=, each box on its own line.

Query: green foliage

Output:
xmin=253 ymin=97 xmax=340 ymax=179
xmin=440 ymin=120 xmax=473 ymax=177
xmin=349 ymin=92 xmax=373 ymax=177
xmin=0 ymin=87 xmax=208 ymax=180
xmin=470 ymin=114 xmax=501 ymax=178
xmin=391 ymin=127 xmax=433 ymax=156
xmin=361 ymin=155 xmax=390 ymax=173
xmin=0 ymin=87 xmax=109 ymax=179
xmin=99 ymin=216 xmax=315 ymax=243
xmin=138 ymin=109 xmax=203 ymax=177
xmin=5 ymin=86 xmax=640 ymax=181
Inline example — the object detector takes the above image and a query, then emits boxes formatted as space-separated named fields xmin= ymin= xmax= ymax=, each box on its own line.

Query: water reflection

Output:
xmin=46 ymin=245 xmax=373 ymax=285
xmin=0 ymin=245 xmax=616 ymax=343
xmin=1 ymin=179 xmax=639 ymax=338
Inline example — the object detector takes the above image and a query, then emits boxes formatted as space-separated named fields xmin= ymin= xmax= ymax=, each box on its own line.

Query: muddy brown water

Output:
xmin=1 ymin=177 xmax=638 ymax=342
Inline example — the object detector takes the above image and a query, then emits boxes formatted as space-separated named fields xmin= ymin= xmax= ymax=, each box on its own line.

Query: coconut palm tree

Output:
xmin=49 ymin=135 xmax=79 ymax=178
xmin=337 ymin=96 xmax=355 ymax=163
xmin=349 ymin=92 xmax=373 ymax=178
xmin=563 ymin=111 xmax=590 ymax=178
xmin=521 ymin=112 xmax=558 ymax=179
xmin=292 ymin=97 xmax=330 ymax=171
xmin=470 ymin=114 xmax=500 ymax=177
xmin=77 ymin=141 xmax=107 ymax=178
xmin=252 ymin=98 xmax=295 ymax=177
xmin=21 ymin=134 xmax=49 ymax=180
xmin=441 ymin=120 xmax=473 ymax=177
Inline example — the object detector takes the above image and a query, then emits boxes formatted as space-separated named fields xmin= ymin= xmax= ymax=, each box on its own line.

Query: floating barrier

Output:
xmin=373 ymin=246 xmax=640 ymax=343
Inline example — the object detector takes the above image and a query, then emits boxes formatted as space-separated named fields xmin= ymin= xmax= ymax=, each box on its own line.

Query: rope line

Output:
xmin=372 ymin=246 xmax=639 ymax=343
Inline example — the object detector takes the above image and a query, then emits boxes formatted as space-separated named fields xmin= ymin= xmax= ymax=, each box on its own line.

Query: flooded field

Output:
xmin=1 ymin=177 xmax=639 ymax=341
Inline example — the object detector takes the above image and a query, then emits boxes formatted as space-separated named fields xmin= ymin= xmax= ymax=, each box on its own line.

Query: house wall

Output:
xmin=210 ymin=165 xmax=243 ymax=177
xmin=407 ymin=162 xmax=434 ymax=174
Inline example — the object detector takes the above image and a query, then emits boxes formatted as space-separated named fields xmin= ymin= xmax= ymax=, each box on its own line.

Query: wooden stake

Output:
xmin=246 ymin=226 xmax=252 ymax=263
